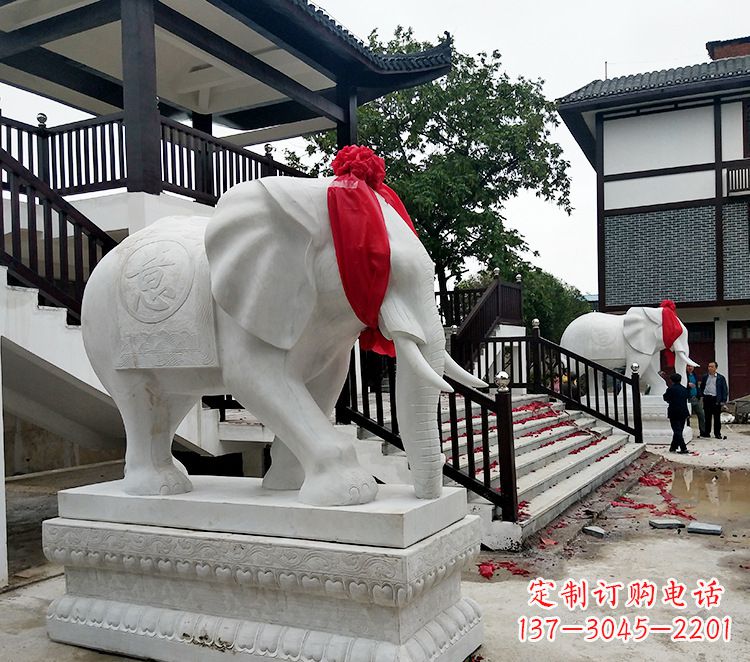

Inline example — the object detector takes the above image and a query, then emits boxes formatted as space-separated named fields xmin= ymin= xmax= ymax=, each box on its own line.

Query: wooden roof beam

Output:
xmin=154 ymin=1 xmax=345 ymax=123
xmin=0 ymin=0 xmax=119 ymax=59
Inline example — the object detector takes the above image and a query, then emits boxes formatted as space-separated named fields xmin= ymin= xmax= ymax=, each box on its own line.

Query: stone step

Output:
xmin=519 ymin=440 xmax=645 ymax=537
xmin=514 ymin=416 xmax=597 ymax=455
xmin=515 ymin=426 xmax=614 ymax=479
xmin=515 ymin=432 xmax=629 ymax=502
xmin=449 ymin=426 xmax=603 ymax=480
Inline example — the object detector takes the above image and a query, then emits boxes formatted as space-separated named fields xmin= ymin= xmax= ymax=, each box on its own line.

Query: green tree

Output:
xmin=286 ymin=27 xmax=571 ymax=299
xmin=458 ymin=266 xmax=592 ymax=343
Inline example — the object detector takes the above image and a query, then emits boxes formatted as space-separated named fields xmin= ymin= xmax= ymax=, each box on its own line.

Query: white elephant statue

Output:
xmin=559 ymin=300 xmax=698 ymax=396
xmin=81 ymin=169 xmax=484 ymax=507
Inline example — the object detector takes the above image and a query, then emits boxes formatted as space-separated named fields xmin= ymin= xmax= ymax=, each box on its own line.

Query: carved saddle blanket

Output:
xmin=114 ymin=216 xmax=219 ymax=369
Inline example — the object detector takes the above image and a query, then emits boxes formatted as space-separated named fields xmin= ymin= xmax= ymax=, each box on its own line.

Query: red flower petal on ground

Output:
xmin=477 ymin=561 xmax=497 ymax=579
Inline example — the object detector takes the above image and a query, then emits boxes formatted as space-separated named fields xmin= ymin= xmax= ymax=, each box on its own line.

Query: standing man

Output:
xmin=663 ymin=373 xmax=690 ymax=453
xmin=685 ymin=364 xmax=705 ymax=435
xmin=700 ymin=361 xmax=728 ymax=439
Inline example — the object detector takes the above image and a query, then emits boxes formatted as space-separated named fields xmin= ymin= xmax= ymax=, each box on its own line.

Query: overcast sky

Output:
xmin=1 ymin=1 xmax=749 ymax=294
xmin=313 ymin=0 xmax=750 ymax=294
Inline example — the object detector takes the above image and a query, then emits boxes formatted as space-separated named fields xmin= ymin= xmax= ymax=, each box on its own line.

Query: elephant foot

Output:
xmin=298 ymin=465 xmax=378 ymax=506
xmin=262 ymin=463 xmax=304 ymax=491
xmin=122 ymin=463 xmax=193 ymax=496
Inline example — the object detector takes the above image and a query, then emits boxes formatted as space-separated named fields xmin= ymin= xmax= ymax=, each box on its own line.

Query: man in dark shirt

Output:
xmin=663 ymin=373 xmax=690 ymax=454
xmin=699 ymin=361 xmax=729 ymax=439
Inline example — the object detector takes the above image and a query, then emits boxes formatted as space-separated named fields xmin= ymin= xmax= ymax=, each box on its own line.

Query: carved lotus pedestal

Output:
xmin=43 ymin=477 xmax=483 ymax=662
xmin=639 ymin=394 xmax=694 ymax=446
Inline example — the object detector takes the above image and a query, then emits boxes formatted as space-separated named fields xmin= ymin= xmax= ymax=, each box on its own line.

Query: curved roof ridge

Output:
xmin=290 ymin=0 xmax=452 ymax=72
xmin=559 ymin=54 xmax=750 ymax=104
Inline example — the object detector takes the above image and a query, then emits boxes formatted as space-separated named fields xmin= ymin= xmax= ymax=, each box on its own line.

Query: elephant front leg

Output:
xmin=262 ymin=351 xmax=352 ymax=492
xmin=222 ymin=344 xmax=376 ymax=506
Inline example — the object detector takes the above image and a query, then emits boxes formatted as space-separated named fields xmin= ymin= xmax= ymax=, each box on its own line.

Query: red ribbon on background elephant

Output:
xmin=326 ymin=146 xmax=417 ymax=357
xmin=660 ymin=299 xmax=682 ymax=368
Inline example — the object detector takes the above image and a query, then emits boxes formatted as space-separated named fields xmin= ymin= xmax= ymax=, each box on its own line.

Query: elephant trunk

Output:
xmin=674 ymin=351 xmax=698 ymax=385
xmin=394 ymin=328 xmax=446 ymax=499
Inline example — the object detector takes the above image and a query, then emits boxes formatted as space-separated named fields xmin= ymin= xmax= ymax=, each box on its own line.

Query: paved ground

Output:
xmin=1 ymin=428 xmax=748 ymax=661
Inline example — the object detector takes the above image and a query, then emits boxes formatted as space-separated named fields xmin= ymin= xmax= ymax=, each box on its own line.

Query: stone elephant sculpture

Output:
xmin=81 ymin=173 xmax=484 ymax=506
xmin=559 ymin=300 xmax=698 ymax=396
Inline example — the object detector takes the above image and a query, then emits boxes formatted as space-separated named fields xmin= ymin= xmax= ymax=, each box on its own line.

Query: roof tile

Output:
xmin=559 ymin=54 xmax=750 ymax=104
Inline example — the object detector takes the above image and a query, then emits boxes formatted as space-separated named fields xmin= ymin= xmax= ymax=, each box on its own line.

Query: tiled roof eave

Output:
xmin=287 ymin=0 xmax=452 ymax=74
xmin=558 ymin=55 xmax=750 ymax=108
xmin=558 ymin=72 xmax=750 ymax=111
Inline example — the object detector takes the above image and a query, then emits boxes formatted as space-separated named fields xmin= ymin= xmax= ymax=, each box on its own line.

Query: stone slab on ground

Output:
xmin=582 ymin=525 xmax=607 ymax=538
xmin=649 ymin=518 xmax=686 ymax=529
xmin=687 ymin=521 xmax=723 ymax=535
xmin=57 ymin=476 xmax=467 ymax=548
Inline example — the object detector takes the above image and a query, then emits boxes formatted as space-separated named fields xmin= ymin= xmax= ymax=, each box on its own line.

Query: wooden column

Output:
xmin=121 ymin=0 xmax=162 ymax=194
xmin=191 ymin=112 xmax=213 ymax=135
xmin=336 ymin=85 xmax=358 ymax=148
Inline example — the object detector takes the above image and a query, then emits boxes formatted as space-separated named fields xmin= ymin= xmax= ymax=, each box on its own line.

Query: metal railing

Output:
xmin=0 ymin=148 xmax=118 ymax=321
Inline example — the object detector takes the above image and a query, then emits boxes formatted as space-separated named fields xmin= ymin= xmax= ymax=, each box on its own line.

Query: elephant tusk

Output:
xmin=443 ymin=351 xmax=488 ymax=388
xmin=394 ymin=337 xmax=453 ymax=393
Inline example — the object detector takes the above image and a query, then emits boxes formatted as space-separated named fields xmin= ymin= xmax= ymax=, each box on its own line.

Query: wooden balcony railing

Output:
xmin=727 ymin=164 xmax=750 ymax=195
xmin=160 ymin=118 xmax=307 ymax=205
xmin=435 ymin=288 xmax=484 ymax=327
xmin=0 ymin=113 xmax=307 ymax=204
xmin=450 ymin=278 xmax=523 ymax=370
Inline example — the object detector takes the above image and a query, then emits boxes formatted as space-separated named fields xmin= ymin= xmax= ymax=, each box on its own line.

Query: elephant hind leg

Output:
xmin=115 ymin=383 xmax=196 ymax=496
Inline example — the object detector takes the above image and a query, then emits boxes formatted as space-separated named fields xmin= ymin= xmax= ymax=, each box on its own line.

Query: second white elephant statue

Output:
xmin=560 ymin=301 xmax=698 ymax=396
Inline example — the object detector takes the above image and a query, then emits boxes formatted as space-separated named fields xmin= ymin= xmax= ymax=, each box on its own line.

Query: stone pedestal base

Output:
xmin=43 ymin=480 xmax=483 ymax=661
xmin=640 ymin=394 xmax=693 ymax=446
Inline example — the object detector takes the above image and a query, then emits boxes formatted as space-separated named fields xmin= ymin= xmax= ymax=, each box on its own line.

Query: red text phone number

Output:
xmin=519 ymin=615 xmax=731 ymax=643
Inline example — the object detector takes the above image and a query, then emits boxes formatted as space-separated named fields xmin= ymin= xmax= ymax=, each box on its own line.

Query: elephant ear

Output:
xmin=205 ymin=177 xmax=327 ymax=350
xmin=623 ymin=306 xmax=663 ymax=354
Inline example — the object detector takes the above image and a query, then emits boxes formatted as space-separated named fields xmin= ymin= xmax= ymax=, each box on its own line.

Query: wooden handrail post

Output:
xmin=631 ymin=363 xmax=643 ymax=443
xmin=530 ymin=319 xmax=542 ymax=394
xmin=495 ymin=373 xmax=518 ymax=522
xmin=36 ymin=113 xmax=50 ymax=184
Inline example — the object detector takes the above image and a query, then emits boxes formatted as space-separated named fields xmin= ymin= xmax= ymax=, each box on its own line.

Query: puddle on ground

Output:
xmin=668 ymin=467 xmax=750 ymax=522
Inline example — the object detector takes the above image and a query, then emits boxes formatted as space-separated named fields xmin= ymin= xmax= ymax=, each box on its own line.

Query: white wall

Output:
xmin=604 ymin=171 xmax=714 ymax=210
xmin=603 ymin=106 xmax=714 ymax=175
xmin=72 ymin=191 xmax=214 ymax=234
xmin=721 ymin=102 xmax=745 ymax=162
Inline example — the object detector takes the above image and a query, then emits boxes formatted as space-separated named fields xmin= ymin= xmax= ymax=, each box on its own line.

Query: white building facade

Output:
xmin=559 ymin=37 xmax=750 ymax=397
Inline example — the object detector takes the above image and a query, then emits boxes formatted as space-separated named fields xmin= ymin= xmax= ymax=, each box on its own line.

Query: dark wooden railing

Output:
xmin=160 ymin=118 xmax=307 ymax=205
xmin=435 ymin=288 xmax=484 ymax=327
xmin=0 ymin=148 xmax=118 ymax=321
xmin=458 ymin=327 xmax=644 ymax=443
xmin=0 ymin=113 xmax=306 ymax=204
xmin=450 ymin=278 xmax=523 ymax=370
xmin=727 ymin=164 xmax=750 ymax=194
xmin=0 ymin=113 xmax=127 ymax=196
xmin=335 ymin=347 xmax=519 ymax=522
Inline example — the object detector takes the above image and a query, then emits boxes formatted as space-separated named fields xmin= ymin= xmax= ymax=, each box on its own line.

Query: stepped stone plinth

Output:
xmin=43 ymin=478 xmax=483 ymax=662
